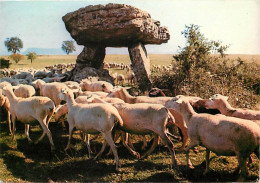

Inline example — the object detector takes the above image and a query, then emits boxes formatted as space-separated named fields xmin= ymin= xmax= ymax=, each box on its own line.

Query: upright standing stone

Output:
xmin=128 ymin=43 xmax=152 ymax=91
xmin=76 ymin=44 xmax=106 ymax=69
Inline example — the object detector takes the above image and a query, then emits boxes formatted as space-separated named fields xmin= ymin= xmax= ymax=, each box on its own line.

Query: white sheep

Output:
xmin=64 ymin=81 xmax=80 ymax=90
xmin=0 ymin=82 xmax=13 ymax=134
xmin=107 ymin=87 xmax=173 ymax=104
xmin=13 ymin=84 xmax=36 ymax=98
xmin=35 ymin=79 xmax=68 ymax=106
xmin=170 ymin=96 xmax=260 ymax=181
xmin=127 ymin=72 xmax=136 ymax=84
xmin=116 ymin=74 xmax=125 ymax=85
xmin=108 ymin=87 xmax=189 ymax=148
xmin=58 ymin=88 xmax=123 ymax=171
xmin=78 ymin=90 xmax=108 ymax=98
xmin=2 ymin=85 xmax=56 ymax=151
xmin=205 ymin=94 xmax=260 ymax=121
xmin=112 ymin=102 xmax=178 ymax=168
xmin=80 ymin=79 xmax=114 ymax=93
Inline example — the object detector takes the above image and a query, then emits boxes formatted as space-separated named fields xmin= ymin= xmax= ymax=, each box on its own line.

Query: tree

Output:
xmin=10 ymin=53 xmax=24 ymax=64
xmin=61 ymin=40 xmax=76 ymax=55
xmin=173 ymin=24 xmax=229 ymax=74
xmin=4 ymin=37 xmax=23 ymax=54
xmin=26 ymin=52 xmax=37 ymax=64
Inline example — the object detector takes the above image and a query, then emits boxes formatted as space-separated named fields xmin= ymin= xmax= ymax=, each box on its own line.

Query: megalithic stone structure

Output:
xmin=62 ymin=3 xmax=170 ymax=90
xmin=128 ymin=43 xmax=152 ymax=91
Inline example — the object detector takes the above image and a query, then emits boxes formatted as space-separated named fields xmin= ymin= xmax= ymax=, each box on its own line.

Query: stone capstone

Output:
xmin=62 ymin=3 xmax=170 ymax=47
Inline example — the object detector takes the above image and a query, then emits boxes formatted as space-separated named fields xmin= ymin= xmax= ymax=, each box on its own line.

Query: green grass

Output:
xmin=0 ymin=120 xmax=259 ymax=182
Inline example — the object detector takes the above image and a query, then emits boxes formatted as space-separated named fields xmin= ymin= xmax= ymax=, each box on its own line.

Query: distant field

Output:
xmin=1 ymin=54 xmax=259 ymax=70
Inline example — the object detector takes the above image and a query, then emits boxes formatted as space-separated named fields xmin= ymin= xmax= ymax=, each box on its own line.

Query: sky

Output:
xmin=0 ymin=0 xmax=260 ymax=55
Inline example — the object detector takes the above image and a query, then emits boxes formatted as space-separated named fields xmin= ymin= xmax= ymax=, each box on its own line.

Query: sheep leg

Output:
xmin=25 ymin=124 xmax=33 ymax=143
xmin=35 ymin=113 xmax=52 ymax=143
xmin=11 ymin=115 xmax=16 ymax=141
xmin=141 ymin=135 xmax=147 ymax=150
xmin=127 ymin=134 xmax=135 ymax=150
xmin=158 ymin=132 xmax=178 ymax=167
xmin=8 ymin=112 xmax=13 ymax=135
xmin=168 ymin=108 xmax=188 ymax=150
xmin=184 ymin=139 xmax=199 ymax=169
xmin=237 ymin=154 xmax=248 ymax=182
xmin=121 ymin=131 xmax=140 ymax=158
xmin=93 ymin=139 xmax=107 ymax=160
xmin=35 ymin=131 xmax=46 ymax=144
xmin=106 ymin=131 xmax=121 ymax=156
xmin=203 ymin=148 xmax=211 ymax=175
xmin=103 ymin=131 xmax=121 ymax=172
xmin=83 ymin=134 xmax=93 ymax=158
xmin=140 ymin=134 xmax=159 ymax=159
xmin=37 ymin=118 xmax=55 ymax=151
xmin=65 ymin=124 xmax=74 ymax=151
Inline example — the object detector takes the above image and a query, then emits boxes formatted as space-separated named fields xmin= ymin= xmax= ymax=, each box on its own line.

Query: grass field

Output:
xmin=2 ymin=54 xmax=260 ymax=70
xmin=0 ymin=54 xmax=259 ymax=182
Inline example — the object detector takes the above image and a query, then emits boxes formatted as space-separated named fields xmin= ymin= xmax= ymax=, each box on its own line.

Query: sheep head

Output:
xmin=2 ymin=85 xmax=13 ymax=96
xmin=206 ymin=94 xmax=228 ymax=110
xmin=58 ymin=89 xmax=68 ymax=102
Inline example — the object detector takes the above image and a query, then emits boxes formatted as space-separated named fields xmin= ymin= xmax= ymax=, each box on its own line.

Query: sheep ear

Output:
xmin=223 ymin=96 xmax=229 ymax=100
xmin=175 ymin=98 xmax=183 ymax=104
xmin=123 ymin=86 xmax=131 ymax=90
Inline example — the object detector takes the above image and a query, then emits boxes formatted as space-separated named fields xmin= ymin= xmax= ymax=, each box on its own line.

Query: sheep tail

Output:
xmin=113 ymin=111 xmax=124 ymax=128
xmin=46 ymin=104 xmax=55 ymax=125
xmin=166 ymin=108 xmax=176 ymax=126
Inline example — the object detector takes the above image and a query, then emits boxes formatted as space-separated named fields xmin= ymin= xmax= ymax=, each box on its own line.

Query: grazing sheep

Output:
xmin=111 ymin=72 xmax=118 ymax=82
xmin=58 ymin=88 xmax=123 ymax=171
xmin=127 ymin=72 xmax=136 ymax=84
xmin=205 ymin=94 xmax=260 ymax=120
xmin=116 ymin=74 xmax=125 ymax=85
xmin=170 ymin=96 xmax=260 ymax=181
xmin=2 ymin=86 xmax=56 ymax=151
xmin=112 ymin=102 xmax=178 ymax=168
xmin=80 ymin=79 xmax=114 ymax=93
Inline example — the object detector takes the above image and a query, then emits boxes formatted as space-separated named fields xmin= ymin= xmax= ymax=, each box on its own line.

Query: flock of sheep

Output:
xmin=0 ymin=63 xmax=259 ymax=181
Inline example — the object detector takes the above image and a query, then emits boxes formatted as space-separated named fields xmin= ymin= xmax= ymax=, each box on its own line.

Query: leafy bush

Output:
xmin=151 ymin=24 xmax=259 ymax=109
xmin=0 ymin=58 xmax=10 ymax=68
xmin=10 ymin=53 xmax=24 ymax=64
xmin=152 ymin=55 xmax=260 ymax=109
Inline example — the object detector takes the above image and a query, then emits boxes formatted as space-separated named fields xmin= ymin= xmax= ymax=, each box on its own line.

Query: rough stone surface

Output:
xmin=76 ymin=44 xmax=105 ymax=69
xmin=62 ymin=3 xmax=170 ymax=47
xmin=128 ymin=43 xmax=152 ymax=91
xmin=69 ymin=66 xmax=114 ymax=84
